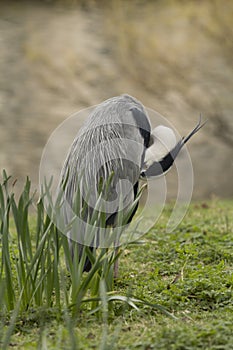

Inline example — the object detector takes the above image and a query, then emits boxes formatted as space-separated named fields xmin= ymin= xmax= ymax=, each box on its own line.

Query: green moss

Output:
xmin=1 ymin=193 xmax=233 ymax=349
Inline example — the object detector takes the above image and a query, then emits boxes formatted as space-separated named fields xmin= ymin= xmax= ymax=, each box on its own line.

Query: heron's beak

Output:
xmin=141 ymin=115 xmax=207 ymax=179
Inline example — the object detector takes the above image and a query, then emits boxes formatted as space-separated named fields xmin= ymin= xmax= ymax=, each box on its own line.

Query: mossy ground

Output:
xmin=2 ymin=200 xmax=232 ymax=349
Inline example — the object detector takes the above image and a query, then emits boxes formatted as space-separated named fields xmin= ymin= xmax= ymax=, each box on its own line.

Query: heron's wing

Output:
xmin=141 ymin=116 xmax=206 ymax=178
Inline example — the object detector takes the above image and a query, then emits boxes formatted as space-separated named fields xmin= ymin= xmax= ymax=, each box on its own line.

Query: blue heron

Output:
xmin=60 ymin=94 xmax=204 ymax=273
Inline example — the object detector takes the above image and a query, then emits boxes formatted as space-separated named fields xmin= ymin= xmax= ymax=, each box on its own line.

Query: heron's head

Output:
xmin=144 ymin=125 xmax=177 ymax=168
xmin=141 ymin=116 xmax=206 ymax=178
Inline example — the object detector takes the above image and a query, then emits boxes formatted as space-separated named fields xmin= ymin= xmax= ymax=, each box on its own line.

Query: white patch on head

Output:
xmin=144 ymin=125 xmax=177 ymax=168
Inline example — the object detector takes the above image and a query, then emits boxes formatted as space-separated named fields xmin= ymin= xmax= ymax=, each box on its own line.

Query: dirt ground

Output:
xmin=0 ymin=1 xmax=232 ymax=199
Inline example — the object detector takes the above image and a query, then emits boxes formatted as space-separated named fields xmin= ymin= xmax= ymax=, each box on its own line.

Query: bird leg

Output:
xmin=114 ymin=248 xmax=119 ymax=279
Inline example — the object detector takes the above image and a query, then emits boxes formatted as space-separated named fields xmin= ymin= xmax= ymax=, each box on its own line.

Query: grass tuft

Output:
xmin=0 ymin=171 xmax=232 ymax=349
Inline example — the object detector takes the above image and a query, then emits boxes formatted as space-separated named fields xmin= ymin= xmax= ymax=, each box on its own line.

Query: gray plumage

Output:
xmin=61 ymin=94 xmax=148 ymax=207
xmin=59 ymin=94 xmax=205 ymax=272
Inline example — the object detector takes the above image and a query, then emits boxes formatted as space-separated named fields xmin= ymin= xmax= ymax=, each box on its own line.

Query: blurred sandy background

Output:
xmin=0 ymin=0 xmax=232 ymax=198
